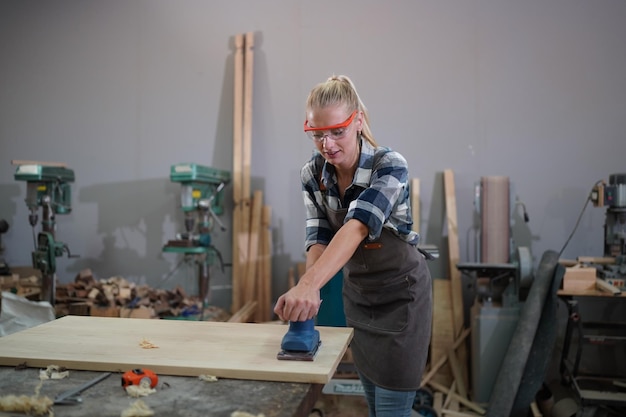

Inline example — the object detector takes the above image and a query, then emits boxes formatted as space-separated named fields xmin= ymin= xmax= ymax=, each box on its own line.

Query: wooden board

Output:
xmin=0 ymin=316 xmax=353 ymax=384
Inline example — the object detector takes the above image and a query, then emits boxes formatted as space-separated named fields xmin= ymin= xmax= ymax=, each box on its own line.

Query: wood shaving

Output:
xmin=198 ymin=374 xmax=218 ymax=382
xmin=120 ymin=399 xmax=154 ymax=417
xmin=0 ymin=394 xmax=53 ymax=416
xmin=231 ymin=412 xmax=265 ymax=417
xmin=139 ymin=338 xmax=159 ymax=349
xmin=125 ymin=379 xmax=156 ymax=398
xmin=39 ymin=365 xmax=69 ymax=380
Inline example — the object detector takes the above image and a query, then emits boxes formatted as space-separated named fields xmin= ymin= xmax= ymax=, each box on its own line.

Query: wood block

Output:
xmin=90 ymin=306 xmax=120 ymax=317
xmin=563 ymin=266 xmax=596 ymax=291
xmin=120 ymin=306 xmax=155 ymax=319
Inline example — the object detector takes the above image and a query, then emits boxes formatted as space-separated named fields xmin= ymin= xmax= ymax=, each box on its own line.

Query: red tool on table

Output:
xmin=121 ymin=368 xmax=158 ymax=389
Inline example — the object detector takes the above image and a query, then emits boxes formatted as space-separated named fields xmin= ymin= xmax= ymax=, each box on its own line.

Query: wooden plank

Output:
xmin=429 ymin=278 xmax=454 ymax=385
xmin=242 ymin=31 xmax=254 ymax=200
xmin=11 ymin=159 xmax=67 ymax=167
xmin=0 ymin=316 xmax=353 ymax=385
xmin=244 ymin=190 xmax=263 ymax=313
xmin=427 ymin=380 xmax=486 ymax=415
xmin=259 ymin=205 xmax=272 ymax=322
xmin=443 ymin=169 xmax=463 ymax=336
xmin=231 ymin=33 xmax=245 ymax=313
xmin=443 ymin=169 xmax=468 ymax=389
xmin=411 ymin=178 xmax=420 ymax=234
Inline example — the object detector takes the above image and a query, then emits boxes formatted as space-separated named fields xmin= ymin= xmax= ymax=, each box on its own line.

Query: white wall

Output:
xmin=1 ymin=0 xmax=625 ymax=313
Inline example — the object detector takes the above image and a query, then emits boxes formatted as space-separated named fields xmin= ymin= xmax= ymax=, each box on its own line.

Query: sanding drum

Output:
xmin=480 ymin=176 xmax=510 ymax=263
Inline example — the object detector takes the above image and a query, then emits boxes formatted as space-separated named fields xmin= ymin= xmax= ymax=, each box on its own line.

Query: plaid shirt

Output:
xmin=301 ymin=139 xmax=419 ymax=250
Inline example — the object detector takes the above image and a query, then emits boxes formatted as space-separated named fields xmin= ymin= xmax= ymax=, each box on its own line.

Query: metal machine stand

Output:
xmin=163 ymin=163 xmax=230 ymax=320
xmin=14 ymin=162 xmax=76 ymax=304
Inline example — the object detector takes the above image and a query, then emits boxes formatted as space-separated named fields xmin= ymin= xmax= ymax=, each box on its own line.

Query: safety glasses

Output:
xmin=303 ymin=110 xmax=357 ymax=143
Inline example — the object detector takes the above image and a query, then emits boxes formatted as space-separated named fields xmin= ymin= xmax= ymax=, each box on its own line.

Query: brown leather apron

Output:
xmin=325 ymin=204 xmax=432 ymax=391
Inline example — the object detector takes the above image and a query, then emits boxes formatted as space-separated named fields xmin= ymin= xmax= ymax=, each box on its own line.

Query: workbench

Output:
xmin=0 ymin=366 xmax=321 ymax=417
xmin=0 ymin=316 xmax=353 ymax=417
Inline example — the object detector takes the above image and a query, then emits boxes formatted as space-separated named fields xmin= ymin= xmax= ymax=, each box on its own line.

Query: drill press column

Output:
xmin=163 ymin=163 xmax=230 ymax=317
xmin=14 ymin=163 xmax=76 ymax=305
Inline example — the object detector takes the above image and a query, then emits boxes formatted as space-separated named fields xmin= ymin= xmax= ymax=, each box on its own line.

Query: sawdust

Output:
xmin=125 ymin=380 xmax=156 ymax=398
xmin=139 ymin=338 xmax=159 ymax=349
xmin=231 ymin=412 xmax=265 ymax=417
xmin=198 ymin=374 xmax=218 ymax=382
xmin=0 ymin=394 xmax=54 ymax=416
xmin=39 ymin=365 xmax=69 ymax=380
xmin=120 ymin=399 xmax=154 ymax=417
xmin=0 ymin=382 xmax=53 ymax=416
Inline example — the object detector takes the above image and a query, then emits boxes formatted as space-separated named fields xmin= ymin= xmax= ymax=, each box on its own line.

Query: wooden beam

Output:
xmin=427 ymin=380 xmax=486 ymax=415
xmin=231 ymin=33 xmax=245 ymax=313
xmin=443 ymin=169 xmax=468 ymax=389
xmin=11 ymin=160 xmax=68 ymax=167
xmin=411 ymin=178 xmax=420 ymax=234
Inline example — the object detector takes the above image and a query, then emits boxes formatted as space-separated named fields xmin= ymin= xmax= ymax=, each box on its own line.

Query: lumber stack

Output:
xmin=230 ymin=32 xmax=272 ymax=323
xmin=53 ymin=268 xmax=231 ymax=321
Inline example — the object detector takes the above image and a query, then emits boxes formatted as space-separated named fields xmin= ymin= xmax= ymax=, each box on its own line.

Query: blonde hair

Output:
xmin=305 ymin=75 xmax=378 ymax=147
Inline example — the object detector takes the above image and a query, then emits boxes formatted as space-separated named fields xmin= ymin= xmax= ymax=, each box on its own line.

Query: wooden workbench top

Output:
xmin=0 ymin=315 xmax=353 ymax=385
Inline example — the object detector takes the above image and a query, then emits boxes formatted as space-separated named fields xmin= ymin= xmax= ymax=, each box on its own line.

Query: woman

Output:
xmin=274 ymin=75 xmax=432 ymax=417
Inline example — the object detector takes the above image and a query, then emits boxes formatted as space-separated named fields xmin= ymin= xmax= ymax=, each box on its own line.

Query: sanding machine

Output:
xmin=277 ymin=319 xmax=321 ymax=361
xmin=456 ymin=176 xmax=534 ymax=403
xmin=13 ymin=162 xmax=77 ymax=304
xmin=591 ymin=173 xmax=626 ymax=288
xmin=162 ymin=163 xmax=230 ymax=315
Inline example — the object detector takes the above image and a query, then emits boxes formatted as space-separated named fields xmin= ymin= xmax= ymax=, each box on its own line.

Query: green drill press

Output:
xmin=14 ymin=162 xmax=76 ymax=304
xmin=163 ymin=163 xmax=230 ymax=314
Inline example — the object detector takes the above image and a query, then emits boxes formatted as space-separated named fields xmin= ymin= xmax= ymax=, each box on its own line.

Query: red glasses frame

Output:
xmin=303 ymin=110 xmax=357 ymax=132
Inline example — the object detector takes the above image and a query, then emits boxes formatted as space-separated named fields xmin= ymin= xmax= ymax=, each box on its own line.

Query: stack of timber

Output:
xmin=230 ymin=31 xmax=272 ymax=323
xmin=53 ymin=268 xmax=231 ymax=322
xmin=0 ymin=267 xmax=41 ymax=300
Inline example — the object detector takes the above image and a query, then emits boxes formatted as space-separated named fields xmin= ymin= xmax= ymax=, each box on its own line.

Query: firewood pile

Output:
xmin=54 ymin=268 xmax=231 ymax=321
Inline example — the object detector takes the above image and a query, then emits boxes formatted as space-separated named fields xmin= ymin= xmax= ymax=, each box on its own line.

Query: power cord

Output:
xmin=558 ymin=180 xmax=604 ymax=257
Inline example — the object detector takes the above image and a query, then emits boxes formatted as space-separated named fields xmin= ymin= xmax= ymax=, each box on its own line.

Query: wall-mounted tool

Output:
xmin=591 ymin=173 xmax=626 ymax=288
xmin=163 ymin=163 xmax=230 ymax=317
xmin=121 ymin=368 xmax=158 ymax=389
xmin=277 ymin=319 xmax=321 ymax=361
xmin=13 ymin=160 xmax=78 ymax=304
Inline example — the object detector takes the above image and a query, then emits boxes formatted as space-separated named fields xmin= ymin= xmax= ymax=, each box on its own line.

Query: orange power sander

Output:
xmin=276 ymin=318 xmax=321 ymax=361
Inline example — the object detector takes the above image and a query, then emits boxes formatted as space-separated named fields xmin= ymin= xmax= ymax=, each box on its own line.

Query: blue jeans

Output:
xmin=358 ymin=371 xmax=416 ymax=417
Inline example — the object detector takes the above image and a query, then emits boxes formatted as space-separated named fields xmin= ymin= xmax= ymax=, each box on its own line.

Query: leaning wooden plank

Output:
xmin=0 ymin=316 xmax=353 ymax=385
xmin=242 ymin=31 xmax=254 ymax=200
xmin=430 ymin=278 xmax=455 ymax=385
xmin=411 ymin=178 xmax=420 ymax=234
xmin=443 ymin=169 xmax=468 ymax=388
xmin=259 ymin=205 xmax=272 ymax=322
xmin=231 ymin=33 xmax=245 ymax=313
xmin=427 ymin=380 xmax=486 ymax=415
xmin=447 ymin=348 xmax=468 ymax=399
xmin=227 ymin=300 xmax=257 ymax=323
xmin=244 ymin=190 xmax=263 ymax=310
xmin=421 ymin=327 xmax=470 ymax=387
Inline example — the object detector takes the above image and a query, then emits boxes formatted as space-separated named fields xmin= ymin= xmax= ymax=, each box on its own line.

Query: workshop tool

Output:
xmin=277 ymin=319 xmax=321 ymax=361
xmin=13 ymin=161 xmax=77 ymax=304
xmin=455 ymin=175 xmax=534 ymax=403
xmin=54 ymin=372 xmax=112 ymax=405
xmin=591 ymin=173 xmax=626 ymax=289
xmin=163 ymin=163 xmax=230 ymax=318
xmin=121 ymin=368 xmax=158 ymax=389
